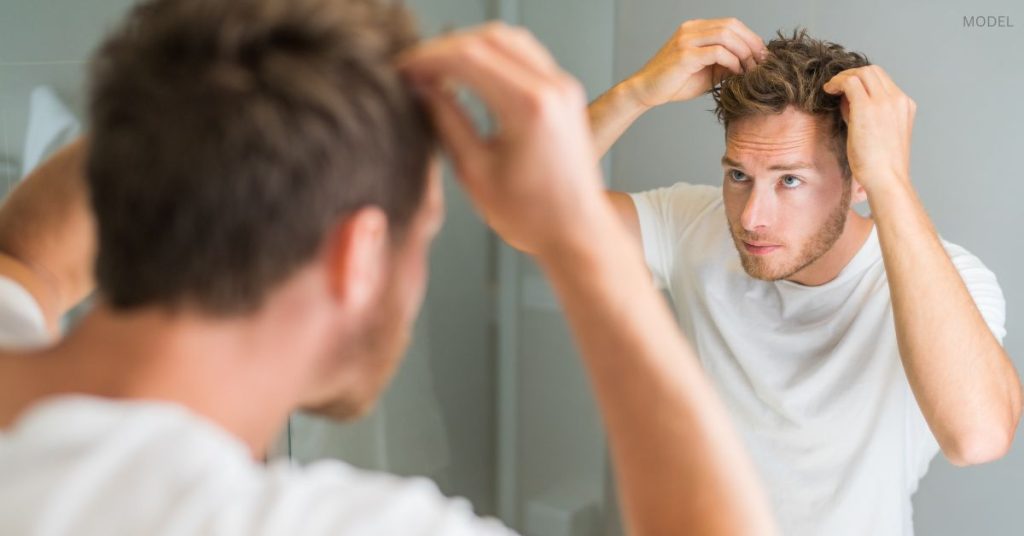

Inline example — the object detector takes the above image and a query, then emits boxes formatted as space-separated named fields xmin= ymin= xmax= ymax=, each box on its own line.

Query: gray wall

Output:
xmin=494 ymin=0 xmax=618 ymax=532
xmin=0 ymin=0 xmax=135 ymax=187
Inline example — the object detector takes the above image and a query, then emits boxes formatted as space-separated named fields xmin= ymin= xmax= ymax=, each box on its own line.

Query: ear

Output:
xmin=324 ymin=207 xmax=390 ymax=311
xmin=850 ymin=178 xmax=868 ymax=205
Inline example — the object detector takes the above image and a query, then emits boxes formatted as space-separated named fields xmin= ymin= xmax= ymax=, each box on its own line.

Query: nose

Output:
xmin=740 ymin=186 xmax=776 ymax=233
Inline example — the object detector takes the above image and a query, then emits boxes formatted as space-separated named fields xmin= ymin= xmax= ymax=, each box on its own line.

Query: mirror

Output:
xmin=0 ymin=1 xmax=1019 ymax=535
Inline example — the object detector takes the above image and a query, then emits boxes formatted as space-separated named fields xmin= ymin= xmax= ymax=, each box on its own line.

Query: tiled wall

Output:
xmin=0 ymin=0 xmax=135 ymax=193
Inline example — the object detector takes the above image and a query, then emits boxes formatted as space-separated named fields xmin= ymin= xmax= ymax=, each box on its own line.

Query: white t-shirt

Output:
xmin=630 ymin=182 xmax=1007 ymax=536
xmin=0 ymin=276 xmax=51 ymax=349
xmin=0 ymin=276 xmax=515 ymax=536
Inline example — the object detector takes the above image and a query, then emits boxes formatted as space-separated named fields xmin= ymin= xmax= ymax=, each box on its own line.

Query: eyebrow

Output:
xmin=720 ymin=156 xmax=814 ymax=172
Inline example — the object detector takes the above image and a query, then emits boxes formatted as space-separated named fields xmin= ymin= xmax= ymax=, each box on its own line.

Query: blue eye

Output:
xmin=781 ymin=175 xmax=802 ymax=189
xmin=729 ymin=169 xmax=748 ymax=182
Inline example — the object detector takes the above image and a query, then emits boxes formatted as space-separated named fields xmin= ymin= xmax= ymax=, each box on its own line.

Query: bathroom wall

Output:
xmin=0 ymin=0 xmax=134 ymax=188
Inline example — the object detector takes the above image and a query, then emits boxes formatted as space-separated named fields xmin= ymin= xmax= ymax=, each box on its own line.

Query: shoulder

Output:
xmin=629 ymin=181 xmax=721 ymax=212
xmin=939 ymin=238 xmax=1006 ymax=340
xmin=238 ymin=459 xmax=515 ymax=534
xmin=1 ymin=399 xmax=516 ymax=535
xmin=628 ymin=182 xmax=724 ymax=237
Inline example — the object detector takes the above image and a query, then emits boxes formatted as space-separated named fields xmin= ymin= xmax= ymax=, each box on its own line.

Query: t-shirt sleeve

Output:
xmin=0 ymin=275 xmax=50 ymax=349
xmin=245 ymin=459 xmax=519 ymax=535
xmin=942 ymin=242 xmax=1007 ymax=344
xmin=628 ymin=182 xmax=721 ymax=289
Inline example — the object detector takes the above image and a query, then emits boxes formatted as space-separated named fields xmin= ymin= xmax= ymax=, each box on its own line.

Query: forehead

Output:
xmin=724 ymin=107 xmax=835 ymax=165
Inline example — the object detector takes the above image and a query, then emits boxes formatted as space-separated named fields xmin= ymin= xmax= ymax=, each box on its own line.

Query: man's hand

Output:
xmin=823 ymin=65 xmax=916 ymax=193
xmin=399 ymin=23 xmax=608 ymax=260
xmin=622 ymin=18 xmax=766 ymax=109
xmin=588 ymin=18 xmax=765 ymax=158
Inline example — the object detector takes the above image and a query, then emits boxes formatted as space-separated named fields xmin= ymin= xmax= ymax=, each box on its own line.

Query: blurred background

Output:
xmin=0 ymin=0 xmax=1020 ymax=534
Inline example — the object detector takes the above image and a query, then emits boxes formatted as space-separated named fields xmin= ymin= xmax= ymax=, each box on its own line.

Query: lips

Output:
xmin=742 ymin=241 xmax=781 ymax=255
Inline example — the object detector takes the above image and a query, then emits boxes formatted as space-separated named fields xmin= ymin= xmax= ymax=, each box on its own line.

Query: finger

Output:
xmin=868 ymin=65 xmax=900 ymax=95
xmin=419 ymin=86 xmax=492 ymax=203
xmin=479 ymin=23 xmax=560 ymax=78
xmin=858 ymin=66 xmax=891 ymax=97
xmin=703 ymin=18 xmax=767 ymax=65
xmin=690 ymin=44 xmax=743 ymax=78
xmin=418 ymin=84 xmax=485 ymax=171
xmin=824 ymin=71 xmax=863 ymax=97
xmin=824 ymin=73 xmax=869 ymax=112
xmin=399 ymin=34 xmax=553 ymax=133
xmin=685 ymin=28 xmax=757 ymax=72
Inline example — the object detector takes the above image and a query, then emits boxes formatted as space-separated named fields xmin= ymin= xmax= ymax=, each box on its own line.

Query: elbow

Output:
xmin=943 ymin=423 xmax=1017 ymax=467
xmin=945 ymin=370 xmax=1024 ymax=467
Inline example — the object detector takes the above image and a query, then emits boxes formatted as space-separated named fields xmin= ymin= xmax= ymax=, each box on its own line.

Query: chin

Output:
xmin=303 ymin=394 xmax=378 ymax=422
xmin=737 ymin=250 xmax=786 ymax=281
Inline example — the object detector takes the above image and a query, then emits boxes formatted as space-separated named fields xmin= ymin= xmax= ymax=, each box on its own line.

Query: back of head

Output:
xmin=87 ymin=0 xmax=435 ymax=315
xmin=711 ymin=29 xmax=870 ymax=176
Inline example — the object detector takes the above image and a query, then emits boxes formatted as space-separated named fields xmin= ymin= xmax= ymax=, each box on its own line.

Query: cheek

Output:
xmin=778 ymin=189 xmax=835 ymax=239
xmin=721 ymin=184 xmax=746 ymax=225
xmin=396 ymin=245 xmax=431 ymax=322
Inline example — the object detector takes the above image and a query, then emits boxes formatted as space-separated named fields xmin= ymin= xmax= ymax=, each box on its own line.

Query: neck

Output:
xmin=2 ymin=293 xmax=336 ymax=457
xmin=786 ymin=210 xmax=874 ymax=286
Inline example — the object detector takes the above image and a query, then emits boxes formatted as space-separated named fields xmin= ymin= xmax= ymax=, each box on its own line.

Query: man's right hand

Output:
xmin=622 ymin=18 xmax=766 ymax=109
xmin=399 ymin=23 xmax=609 ymax=260
xmin=587 ymin=18 xmax=765 ymax=159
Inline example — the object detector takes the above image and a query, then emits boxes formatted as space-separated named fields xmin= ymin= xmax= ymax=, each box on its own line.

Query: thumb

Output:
xmin=419 ymin=83 xmax=485 ymax=180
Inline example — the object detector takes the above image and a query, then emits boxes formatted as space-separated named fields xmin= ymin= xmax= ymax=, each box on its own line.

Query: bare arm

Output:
xmin=589 ymin=83 xmax=649 ymax=158
xmin=872 ymin=181 xmax=1020 ymax=465
xmin=606 ymin=191 xmax=641 ymax=246
xmin=588 ymin=18 xmax=767 ymax=158
xmin=401 ymin=24 xmax=776 ymax=535
xmin=0 ymin=138 xmax=95 ymax=331
xmin=825 ymin=67 xmax=1022 ymax=466
xmin=538 ymin=201 xmax=774 ymax=535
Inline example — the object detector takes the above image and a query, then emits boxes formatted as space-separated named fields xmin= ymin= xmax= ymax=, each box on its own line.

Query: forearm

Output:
xmin=869 ymin=178 xmax=1021 ymax=465
xmin=0 ymin=138 xmax=95 ymax=328
xmin=588 ymin=81 xmax=649 ymax=159
xmin=537 ymin=200 xmax=775 ymax=536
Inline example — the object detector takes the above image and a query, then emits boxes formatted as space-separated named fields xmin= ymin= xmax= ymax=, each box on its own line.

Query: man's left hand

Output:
xmin=823 ymin=65 xmax=916 ymax=194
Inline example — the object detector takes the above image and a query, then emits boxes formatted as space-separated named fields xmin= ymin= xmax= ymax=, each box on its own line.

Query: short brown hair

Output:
xmin=87 ymin=0 xmax=435 ymax=314
xmin=711 ymin=29 xmax=869 ymax=177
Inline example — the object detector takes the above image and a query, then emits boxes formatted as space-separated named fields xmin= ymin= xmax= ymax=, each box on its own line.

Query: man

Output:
xmin=0 ymin=1 xmax=776 ymax=534
xmin=589 ymin=18 xmax=1022 ymax=535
